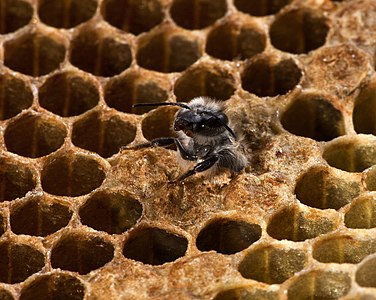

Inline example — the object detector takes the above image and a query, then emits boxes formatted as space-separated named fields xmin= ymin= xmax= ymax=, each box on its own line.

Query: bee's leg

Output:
xmin=122 ymin=137 xmax=175 ymax=150
xmin=173 ymin=155 xmax=219 ymax=182
xmin=174 ymin=139 xmax=196 ymax=161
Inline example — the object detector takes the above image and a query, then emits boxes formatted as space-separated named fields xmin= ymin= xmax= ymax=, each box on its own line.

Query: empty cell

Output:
xmin=101 ymin=0 xmax=164 ymax=35
xmin=123 ymin=227 xmax=188 ymax=265
xmin=234 ymin=0 xmax=292 ymax=16
xmin=4 ymin=113 xmax=67 ymax=158
xmin=0 ymin=288 xmax=13 ymax=300
xmin=345 ymin=195 xmax=376 ymax=229
xmin=196 ymin=218 xmax=261 ymax=255
xmin=0 ymin=0 xmax=33 ymax=34
xmin=39 ymin=71 xmax=100 ymax=117
xmin=4 ymin=31 xmax=66 ymax=77
xmin=356 ymin=254 xmax=376 ymax=288
xmin=239 ymin=246 xmax=306 ymax=284
xmin=0 ymin=242 xmax=45 ymax=284
xmin=213 ymin=287 xmax=277 ymax=300
xmin=38 ymin=0 xmax=97 ymax=29
xmin=51 ymin=233 xmax=114 ymax=274
xmin=79 ymin=191 xmax=142 ymax=234
xmin=20 ymin=273 xmax=85 ymax=300
xmin=270 ymin=8 xmax=329 ymax=54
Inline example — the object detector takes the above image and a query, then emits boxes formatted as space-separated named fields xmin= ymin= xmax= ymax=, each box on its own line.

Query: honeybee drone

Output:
xmin=129 ymin=97 xmax=248 ymax=182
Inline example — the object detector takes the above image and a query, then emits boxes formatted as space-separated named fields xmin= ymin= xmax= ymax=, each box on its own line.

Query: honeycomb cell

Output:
xmin=0 ymin=74 xmax=33 ymax=121
xmin=239 ymin=246 xmax=306 ymax=284
xmin=174 ymin=63 xmax=236 ymax=102
xmin=72 ymin=111 xmax=137 ymax=158
xmin=281 ymin=94 xmax=345 ymax=142
xmin=51 ymin=233 xmax=114 ymax=274
xmin=356 ymin=254 xmax=376 ymax=288
xmin=313 ymin=234 xmax=376 ymax=264
xmin=213 ymin=287 xmax=277 ymax=300
xmin=20 ymin=273 xmax=85 ymax=300
xmin=270 ymin=8 xmax=329 ymax=54
xmin=0 ymin=157 xmax=36 ymax=202
xmin=70 ymin=28 xmax=132 ymax=77
xmin=101 ymin=0 xmax=164 ymax=35
xmin=122 ymin=227 xmax=188 ymax=265
xmin=0 ymin=0 xmax=33 ymax=34
xmin=41 ymin=153 xmax=106 ymax=197
xmin=141 ymin=106 xmax=178 ymax=141
xmin=345 ymin=195 xmax=376 ymax=229
xmin=10 ymin=196 xmax=72 ymax=237
xmin=137 ymin=27 xmax=202 ymax=73
xmin=287 ymin=270 xmax=351 ymax=299
xmin=38 ymin=0 xmax=97 ymax=29
xmin=294 ymin=166 xmax=361 ymax=210
xmin=4 ymin=31 xmax=66 ymax=77
xmin=196 ymin=218 xmax=261 ymax=255
xmin=79 ymin=191 xmax=142 ymax=234
xmin=4 ymin=113 xmax=67 ymax=158
xmin=267 ymin=206 xmax=336 ymax=241
xmin=0 ymin=242 xmax=45 ymax=284
xmin=234 ymin=0 xmax=292 ymax=16
xmin=104 ymin=70 xmax=170 ymax=115
xmin=0 ymin=287 xmax=13 ymax=300
xmin=38 ymin=71 xmax=100 ymax=117
xmin=323 ymin=136 xmax=376 ymax=173
xmin=241 ymin=57 xmax=301 ymax=97
xmin=170 ymin=0 xmax=227 ymax=30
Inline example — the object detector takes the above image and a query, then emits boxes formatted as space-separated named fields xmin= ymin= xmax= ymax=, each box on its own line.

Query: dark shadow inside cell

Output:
xmin=234 ymin=0 xmax=292 ymax=16
xmin=353 ymin=83 xmax=376 ymax=135
xmin=0 ymin=0 xmax=33 ymax=34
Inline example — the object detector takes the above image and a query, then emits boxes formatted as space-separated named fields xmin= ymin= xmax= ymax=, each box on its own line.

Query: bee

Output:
xmin=129 ymin=97 xmax=248 ymax=182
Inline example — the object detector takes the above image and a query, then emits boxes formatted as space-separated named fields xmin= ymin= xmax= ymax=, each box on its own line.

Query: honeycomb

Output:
xmin=0 ymin=0 xmax=376 ymax=299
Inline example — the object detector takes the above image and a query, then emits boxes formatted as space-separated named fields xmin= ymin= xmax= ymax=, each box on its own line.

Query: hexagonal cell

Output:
xmin=20 ymin=273 xmax=85 ymax=300
xmin=313 ymin=234 xmax=376 ymax=264
xmin=122 ymin=227 xmax=188 ymax=265
xmin=196 ymin=218 xmax=261 ymax=255
xmin=170 ymin=0 xmax=227 ymax=30
xmin=101 ymin=0 xmax=164 ymax=35
xmin=0 ymin=287 xmax=13 ymax=300
xmin=287 ymin=270 xmax=351 ymax=299
xmin=141 ymin=106 xmax=178 ymax=141
xmin=0 ymin=157 xmax=36 ymax=202
xmin=241 ymin=56 xmax=301 ymax=97
xmin=206 ymin=15 xmax=266 ymax=61
xmin=0 ymin=242 xmax=45 ymax=284
xmin=174 ymin=63 xmax=236 ymax=102
xmin=4 ymin=31 xmax=66 ymax=77
xmin=41 ymin=153 xmax=106 ymax=197
xmin=136 ymin=27 xmax=202 ymax=73
xmin=10 ymin=195 xmax=72 ymax=237
xmin=234 ymin=0 xmax=292 ymax=16
xmin=294 ymin=166 xmax=361 ymax=210
xmin=213 ymin=287 xmax=277 ymax=300
xmin=70 ymin=28 xmax=132 ymax=77
xmin=323 ymin=135 xmax=376 ymax=173
xmin=356 ymin=254 xmax=376 ymax=288
xmin=267 ymin=206 xmax=337 ymax=242
xmin=51 ymin=233 xmax=114 ymax=275
xmin=269 ymin=8 xmax=329 ymax=54
xmin=4 ymin=113 xmax=67 ymax=158
xmin=72 ymin=111 xmax=137 ymax=158
xmin=364 ymin=165 xmax=376 ymax=192
xmin=281 ymin=94 xmax=345 ymax=142
xmin=0 ymin=0 xmax=33 ymax=34
xmin=38 ymin=0 xmax=97 ymax=29
xmin=345 ymin=194 xmax=376 ymax=229
xmin=38 ymin=71 xmax=100 ymax=117
xmin=79 ymin=191 xmax=142 ymax=234
xmin=239 ymin=245 xmax=306 ymax=284
xmin=104 ymin=70 xmax=170 ymax=115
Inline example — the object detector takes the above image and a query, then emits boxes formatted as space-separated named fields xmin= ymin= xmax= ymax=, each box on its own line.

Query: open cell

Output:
xmin=354 ymin=77 xmax=376 ymax=136
xmin=141 ymin=106 xmax=178 ymax=141
xmin=122 ymin=227 xmax=188 ymax=265
xmin=213 ymin=287 xmax=277 ymax=300
xmin=0 ymin=288 xmax=13 ymax=300
xmin=345 ymin=195 xmax=376 ymax=229
xmin=234 ymin=0 xmax=292 ymax=16
xmin=0 ymin=0 xmax=33 ymax=34
xmin=356 ymin=254 xmax=376 ymax=288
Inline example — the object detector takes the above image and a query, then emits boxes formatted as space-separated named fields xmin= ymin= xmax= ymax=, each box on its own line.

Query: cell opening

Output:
xmin=354 ymin=79 xmax=376 ymax=135
xmin=281 ymin=95 xmax=345 ymax=142
xmin=41 ymin=154 xmax=106 ymax=197
xmin=270 ymin=8 xmax=329 ymax=54
xmin=0 ymin=74 xmax=33 ymax=121
xmin=122 ymin=227 xmax=188 ymax=265
xmin=79 ymin=191 xmax=142 ymax=234
xmin=239 ymin=246 xmax=306 ymax=284
xmin=0 ymin=0 xmax=33 ymax=34
xmin=0 ymin=242 xmax=45 ymax=284
xmin=234 ymin=0 xmax=292 ymax=16
xmin=101 ymin=0 xmax=164 ymax=35
xmin=4 ymin=113 xmax=67 ymax=158
xmin=51 ymin=233 xmax=114 ymax=275
xmin=4 ymin=31 xmax=66 ymax=77
xmin=356 ymin=254 xmax=376 ymax=288
xmin=10 ymin=196 xmax=72 ymax=237
xmin=38 ymin=0 xmax=97 ymax=29
xmin=20 ymin=273 xmax=85 ymax=300
xmin=39 ymin=71 xmax=100 ymax=117
xmin=213 ymin=287 xmax=277 ymax=300
xmin=345 ymin=195 xmax=376 ymax=229
xmin=241 ymin=57 xmax=301 ymax=97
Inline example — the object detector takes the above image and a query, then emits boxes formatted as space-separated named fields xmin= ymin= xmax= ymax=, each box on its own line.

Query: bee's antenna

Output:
xmin=133 ymin=102 xmax=190 ymax=110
